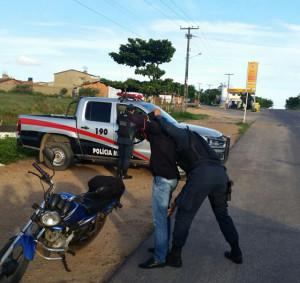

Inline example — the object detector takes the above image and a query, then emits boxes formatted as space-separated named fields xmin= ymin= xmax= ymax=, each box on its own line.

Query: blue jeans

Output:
xmin=152 ymin=176 xmax=178 ymax=263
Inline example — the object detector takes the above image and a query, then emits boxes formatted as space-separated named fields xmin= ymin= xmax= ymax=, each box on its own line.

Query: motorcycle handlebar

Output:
xmin=30 ymin=163 xmax=53 ymax=189
xmin=33 ymin=163 xmax=46 ymax=176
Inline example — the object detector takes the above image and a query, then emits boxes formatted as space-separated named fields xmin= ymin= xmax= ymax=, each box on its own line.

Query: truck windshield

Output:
xmin=140 ymin=103 xmax=178 ymax=124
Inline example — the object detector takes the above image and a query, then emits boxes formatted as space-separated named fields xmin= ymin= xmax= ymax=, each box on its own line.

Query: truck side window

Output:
xmin=116 ymin=104 xmax=146 ymax=119
xmin=85 ymin=102 xmax=111 ymax=122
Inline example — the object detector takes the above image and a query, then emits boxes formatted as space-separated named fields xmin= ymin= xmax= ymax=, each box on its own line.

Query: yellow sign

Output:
xmin=228 ymin=88 xmax=255 ymax=94
xmin=246 ymin=62 xmax=258 ymax=91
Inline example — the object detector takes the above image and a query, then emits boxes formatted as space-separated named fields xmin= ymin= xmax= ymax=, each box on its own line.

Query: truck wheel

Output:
xmin=45 ymin=142 xmax=73 ymax=171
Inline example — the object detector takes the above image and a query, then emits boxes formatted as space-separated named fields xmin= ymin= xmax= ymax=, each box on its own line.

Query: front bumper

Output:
xmin=209 ymin=135 xmax=230 ymax=165
xmin=222 ymin=135 xmax=230 ymax=164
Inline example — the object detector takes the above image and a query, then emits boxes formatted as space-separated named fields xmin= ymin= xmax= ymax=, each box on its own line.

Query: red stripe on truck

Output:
xmin=19 ymin=118 xmax=150 ymax=162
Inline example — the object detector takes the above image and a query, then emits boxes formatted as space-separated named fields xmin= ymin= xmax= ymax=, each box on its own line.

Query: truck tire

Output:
xmin=44 ymin=142 xmax=73 ymax=171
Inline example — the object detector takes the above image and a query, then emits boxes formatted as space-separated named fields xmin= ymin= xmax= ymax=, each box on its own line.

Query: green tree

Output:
xmin=109 ymin=38 xmax=176 ymax=82
xmin=199 ymin=88 xmax=221 ymax=105
xmin=256 ymin=96 xmax=273 ymax=108
xmin=188 ymin=85 xmax=197 ymax=100
xmin=285 ymin=95 xmax=300 ymax=110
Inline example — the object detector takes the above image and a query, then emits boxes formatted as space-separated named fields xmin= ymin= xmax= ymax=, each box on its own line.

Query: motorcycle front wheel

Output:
xmin=0 ymin=238 xmax=29 ymax=283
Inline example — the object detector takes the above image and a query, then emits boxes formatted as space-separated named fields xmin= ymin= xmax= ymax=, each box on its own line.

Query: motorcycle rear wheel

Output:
xmin=70 ymin=214 xmax=107 ymax=250
xmin=0 ymin=238 xmax=29 ymax=283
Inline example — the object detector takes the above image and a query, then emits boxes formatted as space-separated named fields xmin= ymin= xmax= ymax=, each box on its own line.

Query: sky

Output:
xmin=1 ymin=0 xmax=300 ymax=109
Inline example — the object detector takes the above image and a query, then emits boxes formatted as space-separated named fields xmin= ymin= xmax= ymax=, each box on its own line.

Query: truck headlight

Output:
xmin=40 ymin=210 xmax=61 ymax=226
xmin=208 ymin=138 xmax=225 ymax=148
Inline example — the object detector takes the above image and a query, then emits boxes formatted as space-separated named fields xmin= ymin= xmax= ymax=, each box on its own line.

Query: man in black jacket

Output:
xmin=154 ymin=108 xmax=243 ymax=267
xmin=129 ymin=112 xmax=180 ymax=269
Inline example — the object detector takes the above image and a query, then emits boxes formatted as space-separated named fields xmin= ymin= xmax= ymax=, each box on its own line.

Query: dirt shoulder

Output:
xmin=0 ymin=106 xmax=242 ymax=283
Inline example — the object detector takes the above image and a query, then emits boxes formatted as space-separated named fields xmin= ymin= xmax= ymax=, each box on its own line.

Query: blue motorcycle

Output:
xmin=0 ymin=148 xmax=125 ymax=283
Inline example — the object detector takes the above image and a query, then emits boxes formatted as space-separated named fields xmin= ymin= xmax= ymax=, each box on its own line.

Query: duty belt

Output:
xmin=189 ymin=159 xmax=221 ymax=172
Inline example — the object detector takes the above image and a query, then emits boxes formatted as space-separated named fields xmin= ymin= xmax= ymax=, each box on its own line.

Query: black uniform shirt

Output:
xmin=130 ymin=114 xmax=179 ymax=180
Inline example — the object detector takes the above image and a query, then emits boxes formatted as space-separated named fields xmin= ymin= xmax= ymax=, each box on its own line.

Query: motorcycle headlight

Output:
xmin=40 ymin=210 xmax=61 ymax=226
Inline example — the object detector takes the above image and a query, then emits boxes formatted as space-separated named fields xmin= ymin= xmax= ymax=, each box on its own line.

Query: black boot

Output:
xmin=116 ymin=168 xmax=122 ymax=178
xmin=166 ymin=245 xmax=182 ymax=267
xmin=122 ymin=169 xmax=132 ymax=179
xmin=224 ymin=241 xmax=243 ymax=264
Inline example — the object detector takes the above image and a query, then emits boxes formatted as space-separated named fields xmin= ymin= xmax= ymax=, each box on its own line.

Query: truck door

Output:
xmin=77 ymin=101 xmax=118 ymax=158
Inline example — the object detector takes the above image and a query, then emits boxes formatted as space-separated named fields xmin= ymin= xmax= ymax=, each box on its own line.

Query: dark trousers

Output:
xmin=117 ymin=144 xmax=133 ymax=170
xmin=173 ymin=165 xmax=239 ymax=247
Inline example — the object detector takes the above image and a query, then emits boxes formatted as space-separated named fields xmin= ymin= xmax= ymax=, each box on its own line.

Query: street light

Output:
xmin=184 ymin=52 xmax=202 ymax=109
xmin=189 ymin=52 xmax=202 ymax=59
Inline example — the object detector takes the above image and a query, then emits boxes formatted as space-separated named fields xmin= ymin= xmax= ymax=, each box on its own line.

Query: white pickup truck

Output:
xmin=17 ymin=97 xmax=230 ymax=170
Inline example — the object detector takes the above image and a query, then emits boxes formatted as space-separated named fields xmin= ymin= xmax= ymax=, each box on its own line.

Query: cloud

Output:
xmin=279 ymin=22 xmax=300 ymax=33
xmin=17 ymin=56 xmax=40 ymax=65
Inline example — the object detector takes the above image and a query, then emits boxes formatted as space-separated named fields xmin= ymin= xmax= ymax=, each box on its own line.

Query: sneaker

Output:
xmin=138 ymin=257 xmax=165 ymax=269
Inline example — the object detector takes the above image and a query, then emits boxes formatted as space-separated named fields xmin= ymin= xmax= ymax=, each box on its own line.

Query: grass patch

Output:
xmin=0 ymin=92 xmax=75 ymax=125
xmin=169 ymin=111 xmax=209 ymax=122
xmin=236 ymin=122 xmax=251 ymax=136
xmin=0 ymin=137 xmax=38 ymax=164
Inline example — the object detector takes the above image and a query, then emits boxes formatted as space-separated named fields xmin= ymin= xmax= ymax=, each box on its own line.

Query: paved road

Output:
xmin=107 ymin=109 xmax=300 ymax=283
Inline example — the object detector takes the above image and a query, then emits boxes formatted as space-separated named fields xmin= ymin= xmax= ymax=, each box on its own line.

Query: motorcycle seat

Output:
xmin=80 ymin=175 xmax=125 ymax=216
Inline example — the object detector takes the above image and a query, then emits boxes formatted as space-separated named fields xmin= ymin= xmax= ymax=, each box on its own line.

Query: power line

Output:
xmin=143 ymin=0 xmax=181 ymax=27
xmin=73 ymin=0 xmax=141 ymax=37
xmin=195 ymin=36 xmax=300 ymax=50
xmin=107 ymin=0 xmax=147 ymax=26
xmin=169 ymin=0 xmax=225 ymax=70
xmin=159 ymin=0 xmax=185 ymax=20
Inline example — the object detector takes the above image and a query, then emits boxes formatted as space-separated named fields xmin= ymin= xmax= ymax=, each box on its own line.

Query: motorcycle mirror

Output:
xmin=43 ymin=147 xmax=55 ymax=163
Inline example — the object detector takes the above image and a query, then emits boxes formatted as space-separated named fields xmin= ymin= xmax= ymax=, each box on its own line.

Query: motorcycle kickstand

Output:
xmin=61 ymin=254 xmax=71 ymax=272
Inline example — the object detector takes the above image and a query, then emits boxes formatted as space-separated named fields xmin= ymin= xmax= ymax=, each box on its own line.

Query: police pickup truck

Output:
xmin=17 ymin=97 xmax=230 ymax=170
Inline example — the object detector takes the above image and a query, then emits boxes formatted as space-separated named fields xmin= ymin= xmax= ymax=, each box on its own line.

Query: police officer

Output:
xmin=154 ymin=108 xmax=243 ymax=267
xmin=116 ymin=104 xmax=136 ymax=179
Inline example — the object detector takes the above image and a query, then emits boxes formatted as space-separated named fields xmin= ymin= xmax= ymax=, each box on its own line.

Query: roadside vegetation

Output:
xmin=170 ymin=111 xmax=209 ymax=121
xmin=285 ymin=94 xmax=300 ymax=110
xmin=0 ymin=90 xmax=75 ymax=125
xmin=236 ymin=122 xmax=251 ymax=137
xmin=0 ymin=136 xmax=38 ymax=164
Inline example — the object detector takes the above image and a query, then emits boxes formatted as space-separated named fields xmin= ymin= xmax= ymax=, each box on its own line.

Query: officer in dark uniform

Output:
xmin=116 ymin=104 xmax=136 ymax=179
xmin=154 ymin=108 xmax=243 ymax=267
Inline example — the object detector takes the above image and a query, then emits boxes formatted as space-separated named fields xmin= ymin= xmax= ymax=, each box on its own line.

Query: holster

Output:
xmin=226 ymin=179 xmax=233 ymax=201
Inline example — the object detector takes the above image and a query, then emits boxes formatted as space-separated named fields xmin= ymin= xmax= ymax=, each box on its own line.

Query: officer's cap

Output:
xmin=126 ymin=104 xmax=135 ymax=111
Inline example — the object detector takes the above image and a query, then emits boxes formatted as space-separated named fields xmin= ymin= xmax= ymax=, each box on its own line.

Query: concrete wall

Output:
xmin=0 ymin=83 xmax=73 ymax=95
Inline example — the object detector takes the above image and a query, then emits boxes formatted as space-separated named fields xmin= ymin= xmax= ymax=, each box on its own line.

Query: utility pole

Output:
xmin=207 ymin=84 xmax=212 ymax=95
xmin=181 ymin=26 xmax=199 ymax=110
xmin=197 ymin=83 xmax=202 ymax=102
xmin=225 ymin=73 xmax=234 ymax=108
